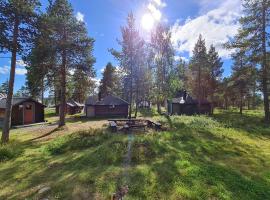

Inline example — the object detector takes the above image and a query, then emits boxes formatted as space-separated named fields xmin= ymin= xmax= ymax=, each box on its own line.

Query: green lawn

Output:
xmin=0 ymin=109 xmax=270 ymax=199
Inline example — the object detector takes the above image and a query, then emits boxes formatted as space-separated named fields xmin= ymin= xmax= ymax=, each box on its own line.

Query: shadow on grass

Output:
xmin=212 ymin=110 xmax=270 ymax=137
xmin=29 ymin=127 xmax=59 ymax=141
xmin=1 ymin=114 xmax=270 ymax=199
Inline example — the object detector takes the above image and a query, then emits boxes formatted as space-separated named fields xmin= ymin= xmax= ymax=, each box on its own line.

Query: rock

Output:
xmin=38 ymin=186 xmax=51 ymax=195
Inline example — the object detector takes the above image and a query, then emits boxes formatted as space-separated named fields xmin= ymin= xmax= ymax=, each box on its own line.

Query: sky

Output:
xmin=0 ymin=0 xmax=242 ymax=94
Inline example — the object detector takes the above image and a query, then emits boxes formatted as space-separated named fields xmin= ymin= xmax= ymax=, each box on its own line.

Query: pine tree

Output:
xmin=0 ymin=80 xmax=9 ymax=94
xmin=227 ymin=0 xmax=270 ymax=122
xmin=23 ymin=14 xmax=54 ymax=103
xmin=14 ymin=86 xmax=30 ymax=97
xmin=150 ymin=23 xmax=174 ymax=113
xmin=207 ymin=45 xmax=223 ymax=113
xmin=99 ymin=62 xmax=118 ymax=98
xmin=45 ymin=0 xmax=95 ymax=126
xmin=189 ymin=34 xmax=209 ymax=110
xmin=0 ymin=0 xmax=40 ymax=143
xmin=110 ymin=13 xmax=144 ymax=118
xmin=230 ymin=50 xmax=257 ymax=114
xmin=168 ymin=58 xmax=186 ymax=98
xmin=71 ymin=69 xmax=96 ymax=103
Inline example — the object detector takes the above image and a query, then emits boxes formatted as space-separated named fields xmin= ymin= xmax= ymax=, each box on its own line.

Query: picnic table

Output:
xmin=108 ymin=119 xmax=162 ymax=132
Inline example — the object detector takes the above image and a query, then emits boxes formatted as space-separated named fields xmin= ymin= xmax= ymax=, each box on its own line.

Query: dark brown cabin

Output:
xmin=0 ymin=97 xmax=46 ymax=127
xmin=167 ymin=91 xmax=211 ymax=115
xmin=85 ymin=95 xmax=129 ymax=118
xmin=56 ymin=100 xmax=84 ymax=115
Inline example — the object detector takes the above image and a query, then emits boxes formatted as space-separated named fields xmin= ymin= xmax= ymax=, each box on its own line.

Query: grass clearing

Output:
xmin=0 ymin=109 xmax=269 ymax=199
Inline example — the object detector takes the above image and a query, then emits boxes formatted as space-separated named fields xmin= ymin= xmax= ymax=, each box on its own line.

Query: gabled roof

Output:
xmin=96 ymin=95 xmax=129 ymax=106
xmin=85 ymin=96 xmax=97 ymax=105
xmin=0 ymin=97 xmax=46 ymax=109
xmin=85 ymin=95 xmax=129 ymax=106
xmin=171 ymin=92 xmax=210 ymax=105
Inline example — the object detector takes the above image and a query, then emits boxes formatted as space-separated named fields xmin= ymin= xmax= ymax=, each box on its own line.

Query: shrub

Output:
xmin=0 ymin=142 xmax=23 ymax=162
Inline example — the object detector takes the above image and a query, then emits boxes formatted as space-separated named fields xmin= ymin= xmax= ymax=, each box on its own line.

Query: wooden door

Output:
xmin=87 ymin=106 xmax=95 ymax=117
xmin=24 ymin=103 xmax=34 ymax=124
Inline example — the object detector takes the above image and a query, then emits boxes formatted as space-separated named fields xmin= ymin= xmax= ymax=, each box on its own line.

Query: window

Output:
xmin=25 ymin=104 xmax=32 ymax=110
xmin=109 ymin=105 xmax=115 ymax=109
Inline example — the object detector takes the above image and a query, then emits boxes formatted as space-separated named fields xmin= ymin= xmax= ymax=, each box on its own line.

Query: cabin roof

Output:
xmin=0 ymin=97 xmax=46 ymax=109
xmin=86 ymin=95 xmax=129 ymax=106
xmin=85 ymin=96 xmax=98 ymax=105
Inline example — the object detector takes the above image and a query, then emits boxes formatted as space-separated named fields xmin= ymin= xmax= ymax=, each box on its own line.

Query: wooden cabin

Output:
xmin=0 ymin=97 xmax=46 ymax=127
xmin=167 ymin=91 xmax=211 ymax=115
xmin=85 ymin=95 xmax=129 ymax=118
xmin=56 ymin=100 xmax=84 ymax=115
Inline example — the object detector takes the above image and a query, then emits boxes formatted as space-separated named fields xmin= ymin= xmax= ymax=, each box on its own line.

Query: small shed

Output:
xmin=0 ymin=97 xmax=46 ymax=126
xmin=85 ymin=95 xmax=129 ymax=118
xmin=167 ymin=91 xmax=211 ymax=115
xmin=56 ymin=100 xmax=84 ymax=115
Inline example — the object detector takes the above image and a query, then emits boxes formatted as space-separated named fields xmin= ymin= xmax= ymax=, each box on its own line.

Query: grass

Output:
xmin=0 ymin=109 xmax=269 ymax=199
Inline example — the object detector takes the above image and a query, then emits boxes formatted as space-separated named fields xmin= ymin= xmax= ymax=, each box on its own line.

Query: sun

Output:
xmin=141 ymin=13 xmax=155 ymax=31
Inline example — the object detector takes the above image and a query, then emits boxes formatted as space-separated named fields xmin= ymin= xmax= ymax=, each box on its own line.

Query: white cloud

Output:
xmin=76 ymin=12 xmax=84 ymax=22
xmin=100 ymin=67 xmax=105 ymax=73
xmin=152 ymin=0 xmax=166 ymax=7
xmin=92 ymin=78 xmax=100 ymax=86
xmin=15 ymin=67 xmax=27 ymax=75
xmin=148 ymin=3 xmax=162 ymax=21
xmin=0 ymin=66 xmax=9 ymax=74
xmin=0 ymin=62 xmax=27 ymax=75
xmin=174 ymin=56 xmax=189 ymax=62
xmin=16 ymin=60 xmax=27 ymax=67
xmin=171 ymin=0 xmax=242 ymax=58
xmin=147 ymin=0 xmax=166 ymax=21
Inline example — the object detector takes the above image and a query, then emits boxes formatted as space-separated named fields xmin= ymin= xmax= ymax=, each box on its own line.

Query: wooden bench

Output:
xmin=109 ymin=121 xmax=117 ymax=132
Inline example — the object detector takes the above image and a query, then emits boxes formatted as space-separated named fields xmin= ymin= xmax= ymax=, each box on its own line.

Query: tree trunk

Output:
xmin=59 ymin=49 xmax=67 ymax=127
xmin=128 ymin=75 xmax=133 ymax=119
xmin=210 ymin=92 xmax=214 ymax=115
xmin=157 ymin=101 xmax=161 ymax=114
xmin=1 ymin=16 xmax=19 ymax=143
xmin=134 ymin=84 xmax=138 ymax=118
xmin=262 ymin=0 xmax=269 ymax=123
xmin=41 ymin=78 xmax=44 ymax=104
xmin=240 ymin=93 xmax=243 ymax=115
xmin=198 ymin=65 xmax=201 ymax=114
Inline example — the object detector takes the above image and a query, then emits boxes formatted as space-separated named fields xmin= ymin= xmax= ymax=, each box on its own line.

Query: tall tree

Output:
xmin=71 ymin=69 xmax=95 ymax=103
xmin=188 ymin=34 xmax=208 ymax=110
xmin=99 ymin=62 xmax=117 ymax=98
xmin=46 ymin=0 xmax=95 ymax=126
xmin=0 ymin=0 xmax=40 ymax=143
xmin=227 ymin=0 xmax=270 ymax=122
xmin=110 ymin=13 xmax=144 ymax=118
xmin=232 ymin=50 xmax=257 ymax=114
xmin=150 ymin=23 xmax=174 ymax=113
xmin=207 ymin=45 xmax=223 ymax=113
xmin=23 ymin=14 xmax=54 ymax=103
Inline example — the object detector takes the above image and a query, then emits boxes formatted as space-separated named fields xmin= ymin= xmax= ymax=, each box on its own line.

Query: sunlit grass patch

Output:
xmin=0 ymin=109 xmax=270 ymax=199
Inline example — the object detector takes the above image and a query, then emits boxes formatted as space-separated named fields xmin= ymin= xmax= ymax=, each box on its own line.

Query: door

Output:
xmin=24 ymin=103 xmax=34 ymax=124
xmin=86 ymin=106 xmax=95 ymax=117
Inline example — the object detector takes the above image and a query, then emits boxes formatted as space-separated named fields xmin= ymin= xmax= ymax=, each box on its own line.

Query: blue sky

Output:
xmin=0 ymin=0 xmax=241 ymax=93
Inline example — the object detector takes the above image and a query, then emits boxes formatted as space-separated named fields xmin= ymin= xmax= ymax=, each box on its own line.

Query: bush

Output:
xmin=0 ymin=143 xmax=23 ymax=162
